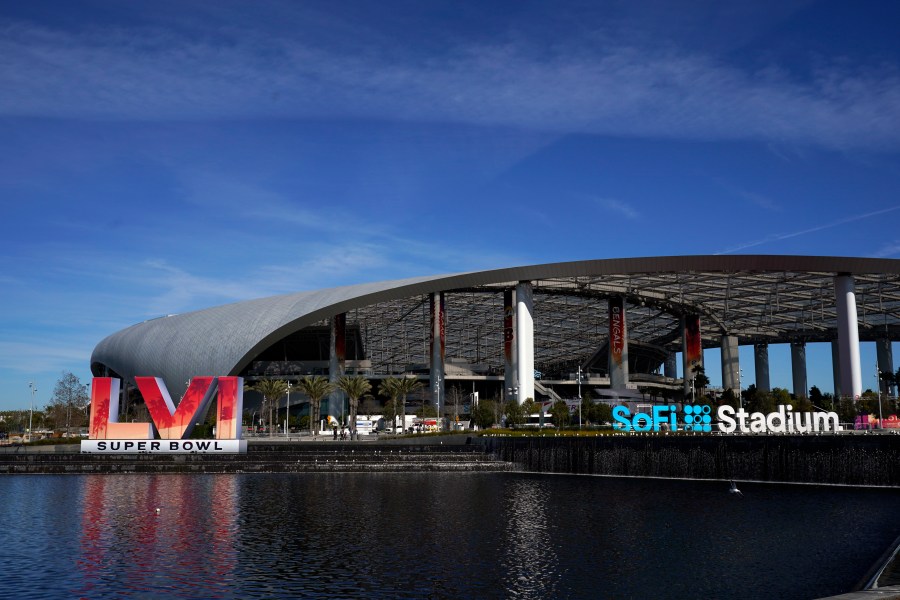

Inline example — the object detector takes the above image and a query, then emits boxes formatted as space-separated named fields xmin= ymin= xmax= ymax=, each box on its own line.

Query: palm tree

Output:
xmin=378 ymin=377 xmax=401 ymax=432
xmin=336 ymin=375 xmax=372 ymax=440
xmin=296 ymin=375 xmax=334 ymax=437
xmin=396 ymin=376 xmax=424 ymax=433
xmin=244 ymin=379 xmax=289 ymax=437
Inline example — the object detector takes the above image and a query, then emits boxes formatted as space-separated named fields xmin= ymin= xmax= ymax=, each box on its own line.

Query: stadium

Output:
xmin=90 ymin=255 xmax=900 ymax=427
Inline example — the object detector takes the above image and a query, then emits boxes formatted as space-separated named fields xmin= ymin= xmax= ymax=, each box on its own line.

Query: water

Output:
xmin=1 ymin=473 xmax=898 ymax=599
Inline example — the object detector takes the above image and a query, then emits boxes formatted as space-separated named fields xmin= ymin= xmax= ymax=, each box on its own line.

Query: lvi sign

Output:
xmin=80 ymin=377 xmax=247 ymax=454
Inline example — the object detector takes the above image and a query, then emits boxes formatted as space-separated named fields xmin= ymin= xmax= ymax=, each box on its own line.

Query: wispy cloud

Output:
xmin=178 ymin=171 xmax=367 ymax=235
xmin=593 ymin=197 xmax=640 ymax=220
xmin=1 ymin=19 xmax=899 ymax=150
xmin=873 ymin=241 xmax=900 ymax=258
xmin=710 ymin=177 xmax=780 ymax=211
xmin=0 ymin=340 xmax=91 ymax=374
xmin=716 ymin=205 xmax=900 ymax=254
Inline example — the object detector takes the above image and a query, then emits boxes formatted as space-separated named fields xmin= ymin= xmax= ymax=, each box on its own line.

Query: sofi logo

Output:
xmin=88 ymin=376 xmax=243 ymax=441
xmin=612 ymin=405 xmax=689 ymax=432
xmin=613 ymin=404 xmax=843 ymax=434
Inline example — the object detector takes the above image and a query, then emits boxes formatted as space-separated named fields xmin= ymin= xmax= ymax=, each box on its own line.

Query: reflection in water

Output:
xmin=76 ymin=475 xmax=238 ymax=599
xmin=0 ymin=473 xmax=898 ymax=599
xmin=502 ymin=478 xmax=558 ymax=599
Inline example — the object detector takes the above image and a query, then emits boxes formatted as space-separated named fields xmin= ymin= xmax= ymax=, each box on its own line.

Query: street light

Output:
xmin=434 ymin=374 xmax=442 ymax=431
xmin=576 ymin=366 xmax=584 ymax=429
xmin=876 ymin=367 xmax=885 ymax=430
xmin=285 ymin=382 xmax=292 ymax=436
xmin=738 ymin=368 xmax=744 ymax=409
xmin=27 ymin=382 xmax=35 ymax=442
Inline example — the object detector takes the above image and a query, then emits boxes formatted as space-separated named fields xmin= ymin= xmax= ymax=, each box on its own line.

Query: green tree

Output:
xmin=380 ymin=380 xmax=399 ymax=429
xmin=335 ymin=375 xmax=372 ymax=440
xmin=473 ymin=399 xmax=497 ymax=429
xmin=504 ymin=401 xmax=525 ymax=428
xmin=880 ymin=369 xmax=896 ymax=396
xmin=549 ymin=399 xmax=570 ymax=428
xmin=740 ymin=384 xmax=758 ymax=410
xmin=809 ymin=385 xmax=825 ymax=408
xmin=244 ymin=379 xmax=289 ymax=437
xmin=837 ymin=397 xmax=857 ymax=424
xmin=857 ymin=390 xmax=879 ymax=417
xmin=296 ymin=376 xmax=334 ymax=436
xmin=47 ymin=371 xmax=90 ymax=436
xmin=521 ymin=397 xmax=537 ymax=420
xmin=790 ymin=393 xmax=813 ymax=412
xmin=719 ymin=388 xmax=739 ymax=410
xmin=360 ymin=396 xmax=381 ymax=417
xmin=691 ymin=365 xmax=710 ymax=401
xmin=588 ymin=401 xmax=613 ymax=426
xmin=399 ymin=377 xmax=424 ymax=432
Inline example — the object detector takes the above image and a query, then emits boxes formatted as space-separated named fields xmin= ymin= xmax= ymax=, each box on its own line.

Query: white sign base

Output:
xmin=81 ymin=439 xmax=247 ymax=454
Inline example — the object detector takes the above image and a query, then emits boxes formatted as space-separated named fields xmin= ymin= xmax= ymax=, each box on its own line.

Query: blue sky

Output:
xmin=2 ymin=0 xmax=900 ymax=411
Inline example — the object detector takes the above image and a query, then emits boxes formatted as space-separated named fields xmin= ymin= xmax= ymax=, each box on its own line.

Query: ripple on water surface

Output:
xmin=0 ymin=473 xmax=898 ymax=599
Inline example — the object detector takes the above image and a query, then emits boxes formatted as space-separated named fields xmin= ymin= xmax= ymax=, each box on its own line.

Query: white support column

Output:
xmin=608 ymin=296 xmax=629 ymax=390
xmin=834 ymin=274 xmax=862 ymax=400
xmin=329 ymin=313 xmax=346 ymax=422
xmin=831 ymin=339 xmax=842 ymax=400
xmin=790 ymin=342 xmax=808 ymax=398
xmin=754 ymin=343 xmax=770 ymax=393
xmin=516 ymin=282 xmax=535 ymax=405
xmin=876 ymin=338 xmax=894 ymax=396
xmin=720 ymin=335 xmax=740 ymax=395
xmin=429 ymin=293 xmax=445 ymax=419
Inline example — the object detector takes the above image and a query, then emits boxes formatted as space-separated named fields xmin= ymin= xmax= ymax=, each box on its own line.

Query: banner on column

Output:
xmin=684 ymin=314 xmax=702 ymax=379
xmin=439 ymin=293 xmax=445 ymax=362
xmin=334 ymin=313 xmax=346 ymax=363
xmin=609 ymin=296 xmax=626 ymax=367
xmin=504 ymin=289 xmax=514 ymax=365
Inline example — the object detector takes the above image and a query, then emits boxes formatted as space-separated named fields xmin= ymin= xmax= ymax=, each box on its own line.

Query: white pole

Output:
xmin=285 ymin=383 xmax=291 ymax=436
xmin=577 ymin=366 xmax=583 ymax=429
xmin=28 ymin=382 xmax=35 ymax=441
xmin=876 ymin=366 xmax=884 ymax=429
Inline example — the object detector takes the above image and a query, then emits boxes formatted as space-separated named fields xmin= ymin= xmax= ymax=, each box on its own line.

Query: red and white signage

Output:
xmin=81 ymin=376 xmax=246 ymax=453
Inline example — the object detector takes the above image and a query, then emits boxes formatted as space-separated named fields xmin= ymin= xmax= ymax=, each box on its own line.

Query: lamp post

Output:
xmin=738 ymin=368 xmax=743 ymax=409
xmin=576 ymin=366 xmax=584 ymax=429
xmin=285 ymin=382 xmax=292 ymax=436
xmin=876 ymin=367 xmax=884 ymax=430
xmin=27 ymin=382 xmax=35 ymax=441
xmin=434 ymin=374 xmax=442 ymax=431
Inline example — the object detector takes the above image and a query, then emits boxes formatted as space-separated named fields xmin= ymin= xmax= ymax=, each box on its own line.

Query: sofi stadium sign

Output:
xmin=612 ymin=404 xmax=843 ymax=434
xmin=80 ymin=377 xmax=247 ymax=453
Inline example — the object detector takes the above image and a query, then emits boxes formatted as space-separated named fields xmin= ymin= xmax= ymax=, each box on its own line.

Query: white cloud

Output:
xmin=0 ymin=340 xmax=91 ymax=374
xmin=1 ymin=19 xmax=899 ymax=150
xmin=593 ymin=197 xmax=640 ymax=220
xmin=873 ymin=241 xmax=900 ymax=258
xmin=709 ymin=177 xmax=781 ymax=211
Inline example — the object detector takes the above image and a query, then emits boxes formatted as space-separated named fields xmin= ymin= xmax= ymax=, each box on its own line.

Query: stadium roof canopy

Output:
xmin=91 ymin=255 xmax=900 ymax=398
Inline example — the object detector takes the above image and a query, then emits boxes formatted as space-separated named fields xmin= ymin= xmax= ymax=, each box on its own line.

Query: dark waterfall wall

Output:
xmin=478 ymin=435 xmax=900 ymax=487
